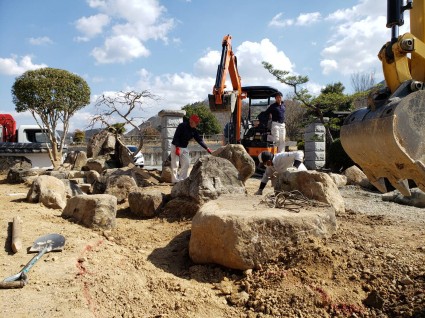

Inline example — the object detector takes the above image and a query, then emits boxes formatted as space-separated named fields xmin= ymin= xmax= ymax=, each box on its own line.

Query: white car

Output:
xmin=126 ymin=145 xmax=145 ymax=168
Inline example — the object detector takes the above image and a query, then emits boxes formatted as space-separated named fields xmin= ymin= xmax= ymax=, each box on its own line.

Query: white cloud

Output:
xmin=296 ymin=12 xmax=321 ymax=26
xmin=0 ymin=55 xmax=47 ymax=76
xmin=194 ymin=50 xmax=221 ymax=77
xmin=75 ymin=14 xmax=110 ymax=40
xmin=236 ymin=38 xmax=294 ymax=77
xmin=320 ymin=59 xmax=338 ymax=75
xmin=91 ymin=35 xmax=150 ymax=64
xmin=269 ymin=13 xmax=293 ymax=27
xmin=28 ymin=36 xmax=53 ymax=45
xmin=269 ymin=12 xmax=321 ymax=27
xmin=320 ymin=0 xmax=397 ymax=77
xmin=79 ymin=0 xmax=175 ymax=63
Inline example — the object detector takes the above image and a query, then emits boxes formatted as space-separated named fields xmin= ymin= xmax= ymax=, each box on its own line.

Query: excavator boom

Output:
xmin=209 ymin=35 xmax=244 ymax=144
xmin=341 ymin=0 xmax=425 ymax=196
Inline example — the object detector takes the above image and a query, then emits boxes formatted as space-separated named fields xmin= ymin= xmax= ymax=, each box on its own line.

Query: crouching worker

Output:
xmin=254 ymin=150 xmax=307 ymax=195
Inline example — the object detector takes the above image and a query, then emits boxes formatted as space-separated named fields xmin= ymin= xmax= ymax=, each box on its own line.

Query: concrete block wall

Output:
xmin=158 ymin=109 xmax=185 ymax=162
xmin=304 ymin=120 xmax=327 ymax=170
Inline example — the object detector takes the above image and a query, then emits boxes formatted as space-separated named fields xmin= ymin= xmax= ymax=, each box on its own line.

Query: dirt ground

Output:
xmin=0 ymin=173 xmax=424 ymax=318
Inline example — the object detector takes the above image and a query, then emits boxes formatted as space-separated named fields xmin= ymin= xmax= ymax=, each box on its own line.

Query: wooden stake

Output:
xmin=11 ymin=216 xmax=23 ymax=253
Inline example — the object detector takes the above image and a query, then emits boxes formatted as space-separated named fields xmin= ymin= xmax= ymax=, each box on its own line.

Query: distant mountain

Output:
xmin=126 ymin=115 xmax=161 ymax=136
xmin=58 ymin=128 xmax=103 ymax=141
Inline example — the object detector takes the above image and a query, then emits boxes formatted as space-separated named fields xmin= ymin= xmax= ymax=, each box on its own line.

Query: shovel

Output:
xmin=0 ymin=233 xmax=65 ymax=289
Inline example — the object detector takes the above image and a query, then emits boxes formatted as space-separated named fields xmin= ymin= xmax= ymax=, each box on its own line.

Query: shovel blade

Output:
xmin=29 ymin=233 xmax=65 ymax=253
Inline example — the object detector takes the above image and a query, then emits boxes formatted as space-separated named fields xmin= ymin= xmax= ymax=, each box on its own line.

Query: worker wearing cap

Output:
xmin=171 ymin=114 xmax=213 ymax=184
xmin=255 ymin=150 xmax=307 ymax=195
xmin=263 ymin=92 xmax=286 ymax=152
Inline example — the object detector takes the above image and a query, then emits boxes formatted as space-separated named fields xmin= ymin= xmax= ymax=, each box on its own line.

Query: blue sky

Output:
xmin=0 ymin=0 xmax=409 ymax=131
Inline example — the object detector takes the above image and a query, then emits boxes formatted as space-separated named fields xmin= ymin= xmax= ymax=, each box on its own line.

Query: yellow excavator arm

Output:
xmin=341 ymin=0 xmax=425 ymax=196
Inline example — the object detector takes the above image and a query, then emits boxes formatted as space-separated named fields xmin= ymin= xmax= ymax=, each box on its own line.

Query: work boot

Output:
xmin=254 ymin=189 xmax=263 ymax=195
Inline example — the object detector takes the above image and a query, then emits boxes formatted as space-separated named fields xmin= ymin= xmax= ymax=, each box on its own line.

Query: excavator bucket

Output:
xmin=208 ymin=92 xmax=237 ymax=112
xmin=340 ymin=89 xmax=425 ymax=196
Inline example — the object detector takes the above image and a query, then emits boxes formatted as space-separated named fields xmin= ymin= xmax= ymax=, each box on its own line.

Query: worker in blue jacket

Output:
xmin=171 ymin=114 xmax=212 ymax=183
xmin=263 ymin=91 xmax=286 ymax=152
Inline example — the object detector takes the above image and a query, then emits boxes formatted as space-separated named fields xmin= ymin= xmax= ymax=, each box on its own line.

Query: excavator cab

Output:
xmin=340 ymin=0 xmax=425 ymax=196
xmin=240 ymin=86 xmax=280 ymax=158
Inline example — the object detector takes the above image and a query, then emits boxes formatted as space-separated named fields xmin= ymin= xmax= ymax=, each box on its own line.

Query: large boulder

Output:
xmin=275 ymin=170 xmax=345 ymax=214
xmin=0 ymin=157 xmax=32 ymax=174
xmin=87 ymin=130 xmax=116 ymax=158
xmin=343 ymin=165 xmax=373 ymax=189
xmin=212 ymin=144 xmax=256 ymax=182
xmin=117 ymin=142 xmax=133 ymax=167
xmin=128 ymin=189 xmax=163 ymax=218
xmin=189 ymin=195 xmax=337 ymax=270
xmin=171 ymin=156 xmax=246 ymax=204
xmin=84 ymin=158 xmax=107 ymax=174
xmin=160 ymin=197 xmax=200 ymax=220
xmin=382 ymin=188 xmax=425 ymax=207
xmin=27 ymin=175 xmax=67 ymax=209
xmin=105 ymin=174 xmax=137 ymax=203
xmin=328 ymin=172 xmax=348 ymax=188
xmin=62 ymin=194 xmax=117 ymax=230
xmin=6 ymin=168 xmax=42 ymax=184
xmin=64 ymin=151 xmax=88 ymax=170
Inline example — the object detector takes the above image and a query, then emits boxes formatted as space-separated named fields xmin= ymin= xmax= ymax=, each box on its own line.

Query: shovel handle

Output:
xmin=0 ymin=280 xmax=26 ymax=289
xmin=21 ymin=245 xmax=49 ymax=276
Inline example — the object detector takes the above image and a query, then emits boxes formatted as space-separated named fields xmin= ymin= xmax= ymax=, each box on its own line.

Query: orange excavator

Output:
xmin=209 ymin=35 xmax=280 ymax=159
xmin=340 ymin=0 xmax=425 ymax=196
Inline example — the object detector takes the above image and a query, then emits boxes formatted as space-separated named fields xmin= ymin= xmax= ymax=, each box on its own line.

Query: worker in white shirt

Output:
xmin=254 ymin=150 xmax=307 ymax=195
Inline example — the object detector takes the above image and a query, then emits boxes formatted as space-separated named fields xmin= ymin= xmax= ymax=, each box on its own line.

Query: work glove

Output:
xmin=175 ymin=147 xmax=181 ymax=156
xmin=254 ymin=189 xmax=263 ymax=195
xmin=207 ymin=148 xmax=213 ymax=154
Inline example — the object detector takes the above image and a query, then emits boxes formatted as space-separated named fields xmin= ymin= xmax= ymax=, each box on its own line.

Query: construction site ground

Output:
xmin=0 ymin=174 xmax=424 ymax=318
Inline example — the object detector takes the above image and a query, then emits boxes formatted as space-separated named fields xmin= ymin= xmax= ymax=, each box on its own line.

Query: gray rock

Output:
xmin=343 ymin=165 xmax=373 ymax=189
xmin=212 ymin=144 xmax=255 ymax=182
xmin=171 ymin=156 xmax=246 ymax=204
xmin=275 ymin=170 xmax=345 ymax=214
xmin=382 ymin=188 xmax=425 ymax=207
xmin=189 ymin=195 xmax=337 ymax=270
xmin=62 ymin=194 xmax=117 ymax=230
xmin=128 ymin=189 xmax=163 ymax=218
xmin=6 ymin=168 xmax=41 ymax=184
xmin=105 ymin=174 xmax=137 ymax=203
xmin=27 ymin=175 xmax=67 ymax=209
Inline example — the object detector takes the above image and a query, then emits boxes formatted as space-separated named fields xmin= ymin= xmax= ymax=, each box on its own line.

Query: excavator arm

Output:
xmin=341 ymin=0 xmax=425 ymax=196
xmin=209 ymin=35 xmax=245 ymax=143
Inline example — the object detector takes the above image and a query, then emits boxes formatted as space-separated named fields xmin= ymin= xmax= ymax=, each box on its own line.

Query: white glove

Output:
xmin=254 ymin=189 xmax=263 ymax=195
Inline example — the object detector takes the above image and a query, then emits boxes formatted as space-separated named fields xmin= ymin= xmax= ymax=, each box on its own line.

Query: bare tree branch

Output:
xmin=89 ymin=90 xmax=159 ymax=154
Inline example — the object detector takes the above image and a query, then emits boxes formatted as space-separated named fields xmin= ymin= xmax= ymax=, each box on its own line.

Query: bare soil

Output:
xmin=0 ymin=174 xmax=424 ymax=318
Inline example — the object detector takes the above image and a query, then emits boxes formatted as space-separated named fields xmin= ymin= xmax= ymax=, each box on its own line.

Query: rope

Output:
xmin=259 ymin=190 xmax=329 ymax=213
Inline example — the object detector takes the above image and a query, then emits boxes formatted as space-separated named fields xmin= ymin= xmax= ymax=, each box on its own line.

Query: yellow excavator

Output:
xmin=340 ymin=0 xmax=425 ymax=196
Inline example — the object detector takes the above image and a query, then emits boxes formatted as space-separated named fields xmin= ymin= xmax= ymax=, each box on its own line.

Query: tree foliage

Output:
xmin=284 ymin=99 xmax=307 ymax=141
xmin=108 ymin=123 xmax=126 ymax=134
xmin=182 ymin=102 xmax=221 ymax=135
xmin=73 ymin=129 xmax=85 ymax=143
xmin=12 ymin=67 xmax=90 ymax=167
xmin=90 ymin=90 xmax=158 ymax=154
